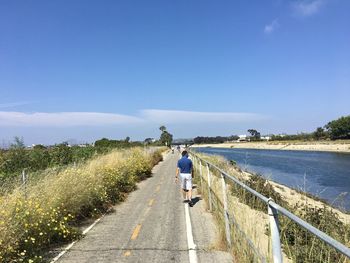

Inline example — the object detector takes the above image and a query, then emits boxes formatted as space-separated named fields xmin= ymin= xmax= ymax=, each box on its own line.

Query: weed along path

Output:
xmin=54 ymin=152 xmax=232 ymax=263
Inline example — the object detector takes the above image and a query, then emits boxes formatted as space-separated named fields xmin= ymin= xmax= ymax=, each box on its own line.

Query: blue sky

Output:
xmin=0 ymin=0 xmax=349 ymax=145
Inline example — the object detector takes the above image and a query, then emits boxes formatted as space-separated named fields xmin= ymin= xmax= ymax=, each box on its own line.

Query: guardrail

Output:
xmin=189 ymin=150 xmax=350 ymax=263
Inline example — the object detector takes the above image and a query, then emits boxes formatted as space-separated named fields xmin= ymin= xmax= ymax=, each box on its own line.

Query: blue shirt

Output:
xmin=177 ymin=156 xmax=193 ymax=174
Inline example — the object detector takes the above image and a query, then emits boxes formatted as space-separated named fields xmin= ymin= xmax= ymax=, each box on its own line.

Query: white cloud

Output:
xmin=264 ymin=19 xmax=280 ymax=34
xmin=292 ymin=0 xmax=325 ymax=16
xmin=0 ymin=101 xmax=34 ymax=108
xmin=0 ymin=112 xmax=143 ymax=126
xmin=141 ymin=109 xmax=269 ymax=124
xmin=0 ymin=109 xmax=269 ymax=128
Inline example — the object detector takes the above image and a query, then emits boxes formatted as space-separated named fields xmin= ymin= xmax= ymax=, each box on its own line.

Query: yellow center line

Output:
xmin=123 ymin=251 xmax=131 ymax=257
xmin=142 ymin=207 xmax=151 ymax=219
xmin=131 ymin=224 xmax=142 ymax=240
xmin=148 ymin=198 xmax=155 ymax=206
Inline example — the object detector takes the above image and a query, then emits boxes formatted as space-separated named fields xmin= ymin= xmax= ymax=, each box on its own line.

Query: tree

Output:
xmin=125 ymin=136 xmax=130 ymax=143
xmin=10 ymin=136 xmax=25 ymax=149
xmin=94 ymin=138 xmax=112 ymax=148
xmin=2 ymin=137 xmax=30 ymax=175
xmin=325 ymin=116 xmax=350 ymax=140
xmin=159 ymin=126 xmax=173 ymax=147
xmin=144 ymin=138 xmax=154 ymax=145
xmin=29 ymin=146 xmax=51 ymax=170
xmin=33 ymin=144 xmax=47 ymax=150
xmin=248 ymin=129 xmax=261 ymax=141
xmin=160 ymin=131 xmax=173 ymax=147
xmin=313 ymin=127 xmax=327 ymax=140
xmin=50 ymin=142 xmax=73 ymax=166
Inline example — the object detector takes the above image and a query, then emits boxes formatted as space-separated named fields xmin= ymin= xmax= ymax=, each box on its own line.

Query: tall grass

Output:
xmin=0 ymin=147 xmax=164 ymax=262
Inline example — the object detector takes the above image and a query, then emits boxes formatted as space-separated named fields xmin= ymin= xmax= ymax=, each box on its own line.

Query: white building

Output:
xmin=237 ymin=135 xmax=249 ymax=142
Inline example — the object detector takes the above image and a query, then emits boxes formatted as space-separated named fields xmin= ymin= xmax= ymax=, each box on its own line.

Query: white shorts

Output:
xmin=180 ymin=173 xmax=192 ymax=190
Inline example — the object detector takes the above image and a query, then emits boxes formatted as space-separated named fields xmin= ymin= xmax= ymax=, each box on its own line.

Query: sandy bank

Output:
xmin=192 ymin=140 xmax=350 ymax=153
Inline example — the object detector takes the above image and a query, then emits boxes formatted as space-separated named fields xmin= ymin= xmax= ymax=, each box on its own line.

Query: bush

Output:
xmin=325 ymin=115 xmax=350 ymax=140
xmin=281 ymin=205 xmax=350 ymax=263
xmin=0 ymin=139 xmax=144 ymax=184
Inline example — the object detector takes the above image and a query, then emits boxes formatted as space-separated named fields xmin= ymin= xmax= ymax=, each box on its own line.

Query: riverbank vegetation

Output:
xmin=193 ymin=135 xmax=239 ymax=144
xmin=193 ymin=152 xmax=350 ymax=263
xmin=0 ymin=137 xmax=144 ymax=183
xmin=0 ymin=125 xmax=173 ymax=184
xmin=192 ymin=115 xmax=350 ymax=144
xmin=0 ymin=147 xmax=165 ymax=262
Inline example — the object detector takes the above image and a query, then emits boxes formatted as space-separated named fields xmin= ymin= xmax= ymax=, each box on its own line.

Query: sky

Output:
xmin=0 ymin=0 xmax=349 ymax=145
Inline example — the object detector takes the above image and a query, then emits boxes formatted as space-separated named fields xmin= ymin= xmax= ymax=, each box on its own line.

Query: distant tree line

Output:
xmin=94 ymin=137 xmax=142 ymax=152
xmin=193 ymin=135 xmax=239 ymax=144
xmin=272 ymin=115 xmax=350 ymax=141
xmin=192 ymin=115 xmax=350 ymax=144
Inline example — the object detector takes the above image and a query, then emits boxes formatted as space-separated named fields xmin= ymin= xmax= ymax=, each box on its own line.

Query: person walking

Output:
xmin=175 ymin=150 xmax=194 ymax=207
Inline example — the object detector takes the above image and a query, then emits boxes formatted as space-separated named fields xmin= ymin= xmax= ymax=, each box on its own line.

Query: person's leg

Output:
xmin=185 ymin=174 xmax=193 ymax=205
xmin=188 ymin=189 xmax=192 ymax=201
xmin=183 ymin=189 xmax=188 ymax=201
xmin=180 ymin=173 xmax=186 ymax=200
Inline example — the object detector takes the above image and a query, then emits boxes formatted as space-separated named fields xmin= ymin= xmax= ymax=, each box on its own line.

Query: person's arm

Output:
xmin=175 ymin=161 xmax=180 ymax=182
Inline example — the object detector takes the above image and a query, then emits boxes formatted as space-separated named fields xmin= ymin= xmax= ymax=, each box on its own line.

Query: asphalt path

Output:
xmin=55 ymin=152 xmax=232 ymax=263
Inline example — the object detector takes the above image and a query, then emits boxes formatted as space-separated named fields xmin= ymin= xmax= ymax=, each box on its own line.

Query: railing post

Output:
xmin=22 ymin=169 xmax=27 ymax=199
xmin=192 ymin=155 xmax=197 ymax=178
xmin=268 ymin=199 xmax=283 ymax=263
xmin=199 ymin=160 xmax=204 ymax=194
xmin=221 ymin=173 xmax=232 ymax=248
xmin=21 ymin=169 xmax=26 ymax=184
xmin=206 ymin=163 xmax=212 ymax=212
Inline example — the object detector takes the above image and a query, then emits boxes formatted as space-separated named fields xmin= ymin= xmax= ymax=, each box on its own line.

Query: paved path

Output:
xmin=56 ymin=152 xmax=232 ymax=263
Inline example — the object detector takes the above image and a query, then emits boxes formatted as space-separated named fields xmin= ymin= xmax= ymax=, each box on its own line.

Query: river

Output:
xmin=195 ymin=147 xmax=350 ymax=211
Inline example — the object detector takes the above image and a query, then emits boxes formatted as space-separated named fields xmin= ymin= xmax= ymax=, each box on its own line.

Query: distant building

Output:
xmin=237 ymin=135 xmax=249 ymax=142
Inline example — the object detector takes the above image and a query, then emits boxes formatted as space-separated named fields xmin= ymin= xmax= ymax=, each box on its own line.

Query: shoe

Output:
xmin=189 ymin=201 xmax=193 ymax=207
xmin=183 ymin=200 xmax=189 ymax=203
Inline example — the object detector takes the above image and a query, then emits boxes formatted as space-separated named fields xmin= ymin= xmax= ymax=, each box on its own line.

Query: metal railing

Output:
xmin=189 ymin=150 xmax=350 ymax=263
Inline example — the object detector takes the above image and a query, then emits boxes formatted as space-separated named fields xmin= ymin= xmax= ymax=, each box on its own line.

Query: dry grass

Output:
xmin=0 ymin=147 xmax=164 ymax=262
